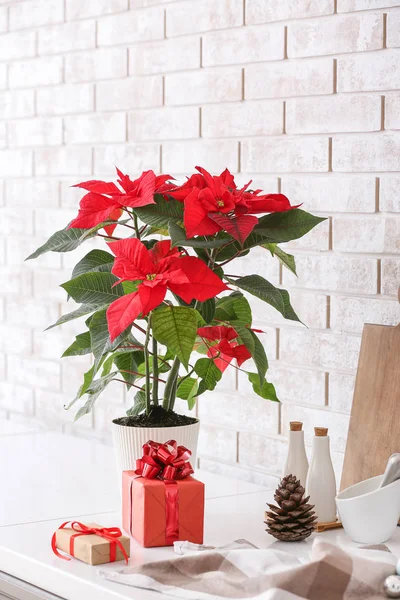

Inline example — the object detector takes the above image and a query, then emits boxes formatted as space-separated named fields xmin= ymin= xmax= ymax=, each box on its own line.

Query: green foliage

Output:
xmin=264 ymin=243 xmax=297 ymax=276
xmin=88 ymin=309 xmax=132 ymax=368
xmin=236 ymin=327 xmax=268 ymax=385
xmin=169 ymin=222 xmax=227 ymax=249
xmin=65 ymin=365 xmax=95 ymax=410
xmin=176 ymin=377 xmax=198 ymax=410
xmin=61 ymin=272 xmax=124 ymax=307
xmin=137 ymin=356 xmax=170 ymax=375
xmin=196 ymin=298 xmax=216 ymax=324
xmin=28 ymin=169 xmax=326 ymax=419
xmin=134 ymin=195 xmax=184 ymax=228
xmin=194 ymin=358 xmax=222 ymax=391
xmin=62 ymin=332 xmax=91 ymax=357
xmin=71 ymin=249 xmax=114 ymax=280
xmin=126 ymin=391 xmax=146 ymax=416
xmin=214 ymin=292 xmax=252 ymax=327
xmin=26 ymin=227 xmax=96 ymax=260
xmin=254 ymin=209 xmax=326 ymax=243
xmin=152 ymin=305 xmax=198 ymax=369
xmin=74 ymin=372 xmax=118 ymax=421
xmin=46 ymin=304 xmax=98 ymax=330
xmin=247 ymin=372 xmax=279 ymax=402
xmin=228 ymin=275 xmax=300 ymax=323
xmin=114 ymin=351 xmax=145 ymax=387
xmin=25 ymin=222 xmax=120 ymax=260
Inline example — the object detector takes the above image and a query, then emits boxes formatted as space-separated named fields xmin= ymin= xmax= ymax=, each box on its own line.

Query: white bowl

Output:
xmin=336 ymin=474 xmax=400 ymax=544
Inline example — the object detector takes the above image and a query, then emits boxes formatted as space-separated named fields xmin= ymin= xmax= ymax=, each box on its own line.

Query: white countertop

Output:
xmin=0 ymin=429 xmax=399 ymax=600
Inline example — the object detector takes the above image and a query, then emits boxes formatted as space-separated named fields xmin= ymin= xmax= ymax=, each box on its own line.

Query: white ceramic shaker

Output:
xmin=283 ymin=421 xmax=309 ymax=487
xmin=306 ymin=427 xmax=337 ymax=524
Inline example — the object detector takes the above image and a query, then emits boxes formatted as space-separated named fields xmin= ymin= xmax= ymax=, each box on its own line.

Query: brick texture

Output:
xmin=0 ymin=0 xmax=399 ymax=488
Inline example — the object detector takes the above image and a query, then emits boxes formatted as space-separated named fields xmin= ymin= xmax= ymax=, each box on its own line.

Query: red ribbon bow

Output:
xmin=135 ymin=439 xmax=194 ymax=481
xmin=51 ymin=521 xmax=129 ymax=564
xmin=134 ymin=440 xmax=194 ymax=545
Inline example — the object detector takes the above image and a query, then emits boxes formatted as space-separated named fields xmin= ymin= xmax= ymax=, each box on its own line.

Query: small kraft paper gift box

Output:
xmin=122 ymin=440 xmax=205 ymax=548
xmin=51 ymin=522 xmax=130 ymax=566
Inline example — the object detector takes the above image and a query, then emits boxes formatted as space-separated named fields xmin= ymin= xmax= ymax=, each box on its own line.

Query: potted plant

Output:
xmin=27 ymin=166 xmax=325 ymax=473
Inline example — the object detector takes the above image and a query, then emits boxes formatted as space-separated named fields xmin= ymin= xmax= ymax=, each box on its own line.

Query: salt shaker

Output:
xmin=306 ymin=427 xmax=337 ymax=523
xmin=283 ymin=421 xmax=309 ymax=488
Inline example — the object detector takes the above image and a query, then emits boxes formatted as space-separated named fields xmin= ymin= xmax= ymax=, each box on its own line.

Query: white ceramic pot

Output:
xmin=112 ymin=419 xmax=200 ymax=478
xmin=336 ymin=474 xmax=400 ymax=544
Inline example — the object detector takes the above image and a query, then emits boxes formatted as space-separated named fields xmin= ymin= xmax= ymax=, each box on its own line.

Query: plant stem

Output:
xmin=132 ymin=322 xmax=147 ymax=335
xmin=119 ymin=221 xmax=138 ymax=232
xmin=133 ymin=214 xmax=140 ymax=239
xmin=218 ymin=251 xmax=243 ymax=268
xmin=113 ymin=379 xmax=145 ymax=392
xmin=168 ymin=376 xmax=179 ymax=412
xmin=163 ymin=356 xmax=180 ymax=411
xmin=144 ymin=314 xmax=152 ymax=415
xmin=97 ymin=233 xmax=121 ymax=241
xmin=119 ymin=369 xmax=166 ymax=383
xmin=152 ymin=337 xmax=159 ymax=406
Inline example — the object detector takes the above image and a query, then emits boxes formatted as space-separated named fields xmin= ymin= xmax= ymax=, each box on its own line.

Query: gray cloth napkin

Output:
xmin=100 ymin=538 xmax=397 ymax=599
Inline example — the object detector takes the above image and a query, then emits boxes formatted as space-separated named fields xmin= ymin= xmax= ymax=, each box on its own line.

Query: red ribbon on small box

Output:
xmin=51 ymin=521 xmax=129 ymax=564
xmin=135 ymin=440 xmax=194 ymax=545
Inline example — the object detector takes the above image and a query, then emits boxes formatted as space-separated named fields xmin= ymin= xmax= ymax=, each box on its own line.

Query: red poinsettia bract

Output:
xmin=197 ymin=325 xmax=251 ymax=372
xmin=169 ymin=166 xmax=295 ymax=244
xmin=68 ymin=168 xmax=172 ymax=236
xmin=106 ymin=239 xmax=229 ymax=341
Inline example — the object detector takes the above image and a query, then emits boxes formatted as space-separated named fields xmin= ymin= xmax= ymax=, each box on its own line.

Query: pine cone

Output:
xmin=265 ymin=474 xmax=317 ymax=542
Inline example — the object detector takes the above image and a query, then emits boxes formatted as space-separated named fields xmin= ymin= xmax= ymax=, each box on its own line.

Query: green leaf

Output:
xmin=234 ymin=324 xmax=268 ymax=384
xmin=248 ymin=372 xmax=279 ymax=402
xmin=122 ymin=280 xmax=140 ymax=294
xmin=65 ymin=365 xmax=95 ymax=410
xmin=196 ymin=298 xmax=215 ymax=324
xmin=214 ymin=292 xmax=252 ymax=327
xmin=88 ymin=309 xmax=132 ymax=368
xmin=61 ymin=272 xmax=124 ymax=307
xmin=135 ymin=195 xmax=184 ymax=228
xmin=169 ymin=222 xmax=227 ymax=249
xmin=176 ymin=377 xmax=198 ymax=410
xmin=25 ymin=221 xmax=120 ymax=260
xmin=26 ymin=227 xmax=96 ymax=260
xmin=46 ymin=304 xmax=97 ymax=330
xmin=144 ymin=226 xmax=169 ymax=237
xmin=228 ymin=275 xmax=300 ymax=322
xmin=126 ymin=391 xmax=146 ymax=416
xmin=62 ymin=331 xmax=91 ymax=357
xmin=194 ymin=358 xmax=222 ymax=391
xmin=71 ymin=249 xmax=114 ymax=280
xmin=152 ymin=305 xmax=198 ymax=369
xmin=254 ymin=209 xmax=326 ymax=243
xmin=137 ymin=356 xmax=170 ymax=375
xmin=263 ymin=243 xmax=297 ymax=276
xmin=74 ymin=372 xmax=117 ymax=421
xmin=197 ymin=379 xmax=209 ymax=396
xmin=115 ymin=350 xmax=145 ymax=388
xmin=233 ymin=295 xmax=252 ymax=327
xmin=101 ymin=354 xmax=115 ymax=376
xmin=246 ymin=330 xmax=268 ymax=384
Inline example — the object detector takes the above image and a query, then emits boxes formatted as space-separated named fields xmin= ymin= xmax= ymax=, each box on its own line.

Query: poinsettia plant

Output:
xmin=27 ymin=166 xmax=325 ymax=422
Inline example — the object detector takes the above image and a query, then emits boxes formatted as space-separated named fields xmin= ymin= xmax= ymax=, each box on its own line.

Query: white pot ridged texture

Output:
xmin=112 ymin=420 xmax=200 ymax=477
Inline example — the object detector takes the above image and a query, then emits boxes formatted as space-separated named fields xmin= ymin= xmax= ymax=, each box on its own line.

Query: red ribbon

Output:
xmin=134 ymin=440 xmax=194 ymax=544
xmin=51 ymin=521 xmax=129 ymax=564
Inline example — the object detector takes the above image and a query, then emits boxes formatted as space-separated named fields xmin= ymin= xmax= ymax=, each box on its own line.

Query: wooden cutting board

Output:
xmin=340 ymin=321 xmax=400 ymax=491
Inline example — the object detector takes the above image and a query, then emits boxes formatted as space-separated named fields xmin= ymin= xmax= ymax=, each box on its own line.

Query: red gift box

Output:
xmin=122 ymin=440 xmax=204 ymax=548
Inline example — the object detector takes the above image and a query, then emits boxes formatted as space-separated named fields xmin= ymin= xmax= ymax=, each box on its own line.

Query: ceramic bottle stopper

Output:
xmin=283 ymin=421 xmax=309 ymax=487
xmin=306 ymin=427 xmax=337 ymax=524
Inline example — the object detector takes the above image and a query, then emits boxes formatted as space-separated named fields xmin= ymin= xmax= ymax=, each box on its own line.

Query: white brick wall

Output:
xmin=0 ymin=0 xmax=399 ymax=488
